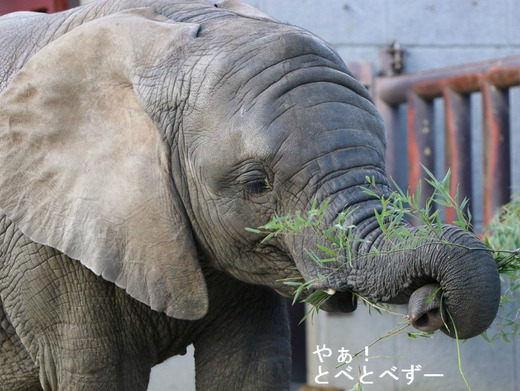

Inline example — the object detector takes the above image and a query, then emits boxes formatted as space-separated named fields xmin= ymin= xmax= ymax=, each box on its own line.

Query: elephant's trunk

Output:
xmin=363 ymin=225 xmax=500 ymax=339
xmin=408 ymin=283 xmax=446 ymax=333
xmin=286 ymin=210 xmax=501 ymax=339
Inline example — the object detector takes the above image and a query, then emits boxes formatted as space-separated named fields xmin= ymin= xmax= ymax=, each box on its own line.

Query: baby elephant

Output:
xmin=0 ymin=0 xmax=499 ymax=390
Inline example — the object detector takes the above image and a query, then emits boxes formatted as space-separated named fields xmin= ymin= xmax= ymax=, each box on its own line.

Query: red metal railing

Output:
xmin=373 ymin=56 xmax=520 ymax=228
xmin=0 ymin=0 xmax=69 ymax=14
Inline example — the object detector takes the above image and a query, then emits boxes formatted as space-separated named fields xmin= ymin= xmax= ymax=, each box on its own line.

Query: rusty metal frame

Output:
xmin=374 ymin=55 xmax=520 ymax=226
xmin=0 ymin=0 xmax=69 ymax=14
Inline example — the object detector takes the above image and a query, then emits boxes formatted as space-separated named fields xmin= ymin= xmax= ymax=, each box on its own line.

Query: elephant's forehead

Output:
xmin=189 ymin=18 xmax=354 ymax=100
xmin=192 ymin=23 xmax=377 ymax=132
xmin=186 ymin=18 xmax=385 ymax=178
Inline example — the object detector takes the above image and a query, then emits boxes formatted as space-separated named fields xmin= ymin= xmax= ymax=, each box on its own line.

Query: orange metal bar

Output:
xmin=443 ymin=88 xmax=472 ymax=224
xmin=481 ymin=83 xmax=510 ymax=226
xmin=407 ymin=93 xmax=435 ymax=212
xmin=377 ymin=56 xmax=520 ymax=105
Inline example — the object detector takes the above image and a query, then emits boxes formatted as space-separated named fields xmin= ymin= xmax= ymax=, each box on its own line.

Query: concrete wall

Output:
xmin=241 ymin=0 xmax=520 ymax=74
xmin=148 ymin=346 xmax=195 ymax=391
xmin=75 ymin=1 xmax=520 ymax=390
xmin=78 ymin=0 xmax=520 ymax=74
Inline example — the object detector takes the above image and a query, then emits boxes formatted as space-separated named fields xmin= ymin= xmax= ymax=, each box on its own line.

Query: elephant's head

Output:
xmin=0 ymin=4 xmax=500 ymax=339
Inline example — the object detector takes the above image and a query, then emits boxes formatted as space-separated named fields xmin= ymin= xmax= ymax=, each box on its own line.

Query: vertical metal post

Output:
xmin=54 ymin=0 xmax=70 ymax=12
xmin=443 ymin=88 xmax=472 ymax=223
xmin=377 ymin=101 xmax=405 ymax=189
xmin=407 ymin=93 xmax=435 ymax=211
xmin=482 ymin=82 xmax=511 ymax=226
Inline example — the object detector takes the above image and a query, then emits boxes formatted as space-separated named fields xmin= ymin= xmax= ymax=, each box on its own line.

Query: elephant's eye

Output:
xmin=244 ymin=178 xmax=271 ymax=196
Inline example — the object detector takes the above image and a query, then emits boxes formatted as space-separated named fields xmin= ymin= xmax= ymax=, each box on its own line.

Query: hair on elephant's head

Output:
xmin=0 ymin=2 xmax=500 ymax=339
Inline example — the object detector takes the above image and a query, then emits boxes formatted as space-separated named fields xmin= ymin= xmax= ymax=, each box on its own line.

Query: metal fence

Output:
xmin=369 ymin=56 xmax=520 ymax=230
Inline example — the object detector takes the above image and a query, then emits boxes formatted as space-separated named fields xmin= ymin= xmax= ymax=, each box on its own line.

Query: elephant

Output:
xmin=0 ymin=0 xmax=500 ymax=390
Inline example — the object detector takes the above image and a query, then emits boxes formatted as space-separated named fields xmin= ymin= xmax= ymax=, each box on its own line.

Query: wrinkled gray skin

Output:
xmin=0 ymin=0 xmax=500 ymax=390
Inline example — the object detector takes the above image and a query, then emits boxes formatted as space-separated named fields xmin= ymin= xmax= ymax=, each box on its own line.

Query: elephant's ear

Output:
xmin=214 ymin=0 xmax=276 ymax=21
xmin=0 ymin=10 xmax=208 ymax=320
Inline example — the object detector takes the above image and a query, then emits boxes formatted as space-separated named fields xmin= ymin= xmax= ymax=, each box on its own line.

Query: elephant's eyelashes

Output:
xmin=244 ymin=178 xmax=271 ymax=196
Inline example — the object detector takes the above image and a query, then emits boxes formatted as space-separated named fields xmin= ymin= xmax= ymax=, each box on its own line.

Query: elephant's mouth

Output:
xmin=319 ymin=289 xmax=357 ymax=312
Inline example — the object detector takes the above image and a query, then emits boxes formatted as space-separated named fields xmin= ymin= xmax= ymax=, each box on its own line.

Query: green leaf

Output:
xmin=432 ymin=197 xmax=452 ymax=208
xmin=310 ymin=197 xmax=318 ymax=212
xmin=323 ymin=234 xmax=340 ymax=246
xmin=317 ymin=258 xmax=339 ymax=263
xmin=362 ymin=187 xmax=380 ymax=198
xmin=408 ymin=331 xmax=434 ymax=339
xmin=317 ymin=198 xmax=331 ymax=215
xmin=283 ymin=281 xmax=304 ymax=287
xmin=291 ymin=279 xmax=314 ymax=305
xmin=374 ymin=209 xmax=386 ymax=233
xmin=316 ymin=244 xmax=337 ymax=256
xmin=260 ymin=232 xmax=276 ymax=243
xmin=304 ymin=249 xmax=320 ymax=264
xmin=421 ymin=164 xmax=436 ymax=182
xmin=425 ymin=286 xmax=442 ymax=304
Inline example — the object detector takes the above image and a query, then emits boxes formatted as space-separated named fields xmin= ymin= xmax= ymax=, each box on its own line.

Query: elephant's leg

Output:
xmin=0 ymin=302 xmax=42 ymax=390
xmin=0 ymin=233 xmax=163 ymax=391
xmin=193 ymin=272 xmax=292 ymax=391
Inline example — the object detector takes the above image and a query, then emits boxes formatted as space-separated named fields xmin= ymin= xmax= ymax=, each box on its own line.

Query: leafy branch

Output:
xmin=481 ymin=193 xmax=520 ymax=342
xmin=248 ymin=167 xmax=519 ymax=341
xmin=246 ymin=167 xmax=520 ymax=389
